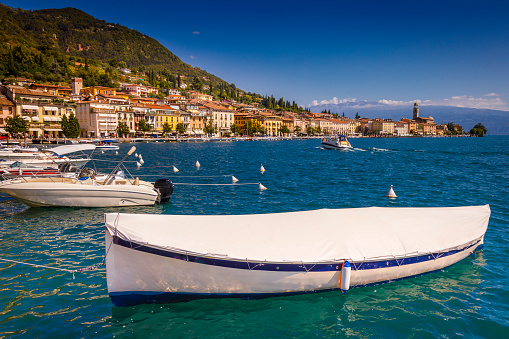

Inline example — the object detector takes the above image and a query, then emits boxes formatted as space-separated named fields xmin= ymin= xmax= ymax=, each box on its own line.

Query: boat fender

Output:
xmin=340 ymin=261 xmax=351 ymax=292
xmin=154 ymin=178 xmax=174 ymax=203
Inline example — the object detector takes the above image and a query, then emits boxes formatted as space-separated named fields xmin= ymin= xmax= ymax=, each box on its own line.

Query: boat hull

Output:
xmin=105 ymin=231 xmax=484 ymax=306
xmin=0 ymin=181 xmax=158 ymax=207
xmin=322 ymin=142 xmax=352 ymax=150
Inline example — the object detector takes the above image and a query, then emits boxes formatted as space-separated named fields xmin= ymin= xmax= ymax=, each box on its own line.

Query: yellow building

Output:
xmin=372 ymin=119 xmax=395 ymax=135
xmin=234 ymin=113 xmax=257 ymax=135
xmin=80 ymin=86 xmax=117 ymax=97
xmin=257 ymin=113 xmax=282 ymax=136
xmin=147 ymin=104 xmax=180 ymax=132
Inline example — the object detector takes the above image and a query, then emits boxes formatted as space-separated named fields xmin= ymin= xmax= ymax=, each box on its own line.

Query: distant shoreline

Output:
xmin=0 ymin=134 xmax=479 ymax=146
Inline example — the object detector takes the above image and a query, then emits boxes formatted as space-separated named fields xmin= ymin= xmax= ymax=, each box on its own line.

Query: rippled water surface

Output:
xmin=1 ymin=136 xmax=508 ymax=337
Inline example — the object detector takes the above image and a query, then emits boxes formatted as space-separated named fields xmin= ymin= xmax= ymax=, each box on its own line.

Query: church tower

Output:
xmin=413 ymin=102 xmax=419 ymax=120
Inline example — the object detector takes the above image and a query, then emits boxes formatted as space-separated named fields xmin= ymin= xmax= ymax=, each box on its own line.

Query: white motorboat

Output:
xmin=96 ymin=139 xmax=119 ymax=150
xmin=0 ymin=147 xmax=174 ymax=207
xmin=104 ymin=205 xmax=490 ymax=306
xmin=0 ymin=144 xmax=95 ymax=168
xmin=321 ymin=135 xmax=352 ymax=149
xmin=1 ymin=161 xmax=60 ymax=178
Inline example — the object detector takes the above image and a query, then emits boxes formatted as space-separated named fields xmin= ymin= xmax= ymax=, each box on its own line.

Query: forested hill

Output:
xmin=0 ymin=4 xmax=222 ymax=83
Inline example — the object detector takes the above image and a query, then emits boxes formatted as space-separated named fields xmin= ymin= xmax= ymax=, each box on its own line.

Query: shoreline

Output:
xmin=1 ymin=134 xmax=477 ymax=145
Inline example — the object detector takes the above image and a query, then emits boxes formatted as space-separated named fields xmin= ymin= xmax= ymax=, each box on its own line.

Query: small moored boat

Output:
xmin=96 ymin=139 xmax=120 ymax=150
xmin=104 ymin=205 xmax=490 ymax=306
xmin=322 ymin=135 xmax=352 ymax=149
xmin=0 ymin=146 xmax=173 ymax=207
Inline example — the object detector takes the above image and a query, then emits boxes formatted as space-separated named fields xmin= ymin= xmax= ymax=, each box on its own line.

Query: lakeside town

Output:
xmin=0 ymin=76 xmax=468 ymax=143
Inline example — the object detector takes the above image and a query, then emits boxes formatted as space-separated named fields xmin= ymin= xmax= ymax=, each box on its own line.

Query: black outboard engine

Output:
xmin=154 ymin=178 xmax=174 ymax=203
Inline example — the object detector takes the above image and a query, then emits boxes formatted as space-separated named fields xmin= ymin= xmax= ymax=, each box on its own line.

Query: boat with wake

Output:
xmin=321 ymin=135 xmax=352 ymax=149
xmin=104 ymin=205 xmax=490 ymax=306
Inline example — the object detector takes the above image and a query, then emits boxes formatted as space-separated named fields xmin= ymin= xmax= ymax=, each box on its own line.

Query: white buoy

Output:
xmin=259 ymin=183 xmax=267 ymax=191
xmin=135 ymin=153 xmax=138 ymax=157
xmin=115 ymin=151 xmax=118 ymax=155
xmin=231 ymin=176 xmax=239 ymax=183
xmin=173 ymin=166 xmax=179 ymax=173
xmin=386 ymin=185 xmax=397 ymax=198
xmin=139 ymin=158 xmax=144 ymax=164
xmin=195 ymin=160 xmax=201 ymax=168
xmin=101 ymin=150 xmax=104 ymax=154
xmin=260 ymin=165 xmax=265 ymax=173
xmin=340 ymin=261 xmax=351 ymax=291
xmin=136 ymin=162 xmax=141 ymax=168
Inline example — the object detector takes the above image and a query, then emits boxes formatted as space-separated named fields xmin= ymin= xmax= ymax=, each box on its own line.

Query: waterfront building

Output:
xmin=204 ymin=102 xmax=235 ymax=136
xmin=259 ymin=113 xmax=283 ymax=136
xmin=436 ymin=124 xmax=448 ymax=135
xmin=419 ymin=122 xmax=437 ymax=135
xmin=349 ymin=120 xmax=361 ymax=135
xmin=281 ymin=117 xmax=294 ymax=136
xmin=234 ymin=112 xmax=255 ymax=135
xmin=311 ymin=118 xmax=331 ymax=134
xmin=1 ymin=85 xmax=72 ymax=138
xmin=394 ymin=122 xmax=409 ymax=136
xmin=372 ymin=118 xmax=395 ymax=135
xmin=76 ymin=99 xmax=117 ymax=138
xmin=0 ymin=94 xmax=15 ymax=132
xmin=329 ymin=118 xmax=350 ymax=135
xmin=145 ymin=104 xmax=180 ymax=133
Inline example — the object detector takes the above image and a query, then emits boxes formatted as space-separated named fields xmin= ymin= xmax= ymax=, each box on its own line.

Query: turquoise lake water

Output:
xmin=0 ymin=136 xmax=508 ymax=338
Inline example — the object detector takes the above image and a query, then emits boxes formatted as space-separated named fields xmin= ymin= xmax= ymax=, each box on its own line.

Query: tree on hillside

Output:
xmin=355 ymin=112 xmax=360 ymax=119
xmin=191 ymin=76 xmax=203 ymax=91
xmin=469 ymin=123 xmax=487 ymax=136
xmin=294 ymin=126 xmax=301 ymax=135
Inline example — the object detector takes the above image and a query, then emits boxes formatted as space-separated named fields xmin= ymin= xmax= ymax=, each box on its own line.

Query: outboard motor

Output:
xmin=154 ymin=178 xmax=174 ymax=203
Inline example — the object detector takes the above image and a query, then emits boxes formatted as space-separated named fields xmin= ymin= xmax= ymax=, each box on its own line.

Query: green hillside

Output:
xmin=0 ymin=4 xmax=308 ymax=113
xmin=0 ymin=4 xmax=222 ymax=84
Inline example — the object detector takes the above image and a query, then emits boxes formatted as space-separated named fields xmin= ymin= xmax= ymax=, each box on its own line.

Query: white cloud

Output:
xmin=421 ymin=95 xmax=508 ymax=110
xmin=192 ymin=31 xmax=200 ymax=35
xmin=310 ymin=97 xmax=357 ymax=106
xmin=190 ymin=55 xmax=195 ymax=59
xmin=309 ymin=95 xmax=509 ymax=111
xmin=377 ymin=99 xmax=418 ymax=106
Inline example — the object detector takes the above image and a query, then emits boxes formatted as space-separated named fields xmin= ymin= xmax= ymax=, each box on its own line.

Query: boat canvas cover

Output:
xmin=105 ymin=205 xmax=490 ymax=263
xmin=45 ymin=144 xmax=96 ymax=156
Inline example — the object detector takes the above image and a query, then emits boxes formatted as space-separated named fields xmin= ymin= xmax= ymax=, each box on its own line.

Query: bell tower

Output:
xmin=413 ymin=102 xmax=419 ymax=120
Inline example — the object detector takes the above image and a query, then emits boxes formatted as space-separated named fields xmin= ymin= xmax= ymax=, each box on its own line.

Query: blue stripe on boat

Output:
xmin=110 ymin=241 xmax=484 ymax=307
xmin=112 ymin=235 xmax=482 ymax=272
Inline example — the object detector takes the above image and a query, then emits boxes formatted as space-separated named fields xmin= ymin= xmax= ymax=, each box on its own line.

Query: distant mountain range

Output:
xmin=309 ymin=101 xmax=509 ymax=135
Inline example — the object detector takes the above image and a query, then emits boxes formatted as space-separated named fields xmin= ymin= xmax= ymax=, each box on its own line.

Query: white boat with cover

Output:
xmin=104 ymin=205 xmax=490 ymax=306
xmin=321 ymin=135 xmax=352 ymax=149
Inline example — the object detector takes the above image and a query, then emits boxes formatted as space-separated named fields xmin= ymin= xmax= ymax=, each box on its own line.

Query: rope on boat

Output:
xmin=172 ymin=182 xmax=260 ymax=186
xmin=0 ymin=257 xmax=104 ymax=279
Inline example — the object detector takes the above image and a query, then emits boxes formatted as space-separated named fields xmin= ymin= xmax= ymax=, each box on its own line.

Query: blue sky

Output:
xmin=4 ymin=0 xmax=509 ymax=110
